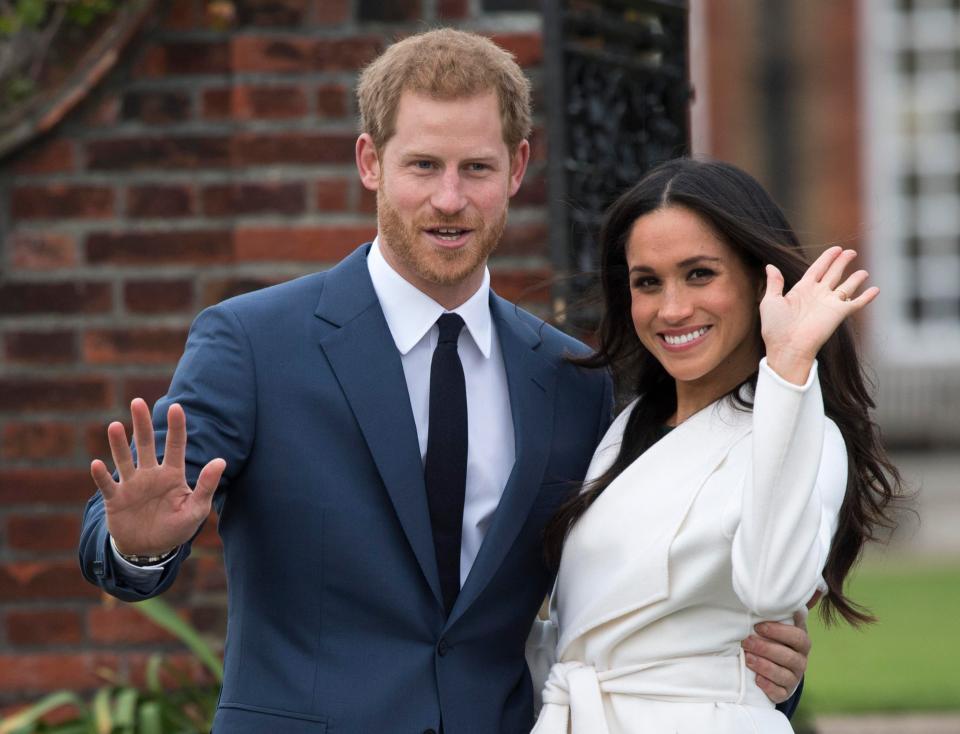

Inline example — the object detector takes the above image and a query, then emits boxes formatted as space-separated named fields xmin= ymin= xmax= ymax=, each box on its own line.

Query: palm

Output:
xmin=760 ymin=247 xmax=878 ymax=362
xmin=91 ymin=399 xmax=225 ymax=556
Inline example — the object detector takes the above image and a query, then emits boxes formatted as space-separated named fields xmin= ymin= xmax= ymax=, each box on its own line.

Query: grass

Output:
xmin=797 ymin=560 xmax=960 ymax=716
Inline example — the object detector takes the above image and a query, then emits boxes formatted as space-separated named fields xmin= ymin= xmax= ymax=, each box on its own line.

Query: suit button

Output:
xmin=437 ymin=638 xmax=450 ymax=656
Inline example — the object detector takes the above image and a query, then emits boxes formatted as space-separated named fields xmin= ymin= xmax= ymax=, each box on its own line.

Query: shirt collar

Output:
xmin=367 ymin=237 xmax=493 ymax=358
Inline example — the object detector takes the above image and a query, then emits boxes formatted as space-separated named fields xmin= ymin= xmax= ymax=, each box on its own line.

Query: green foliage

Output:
xmin=0 ymin=1 xmax=117 ymax=39
xmin=0 ymin=599 xmax=223 ymax=734
xmin=798 ymin=561 xmax=960 ymax=715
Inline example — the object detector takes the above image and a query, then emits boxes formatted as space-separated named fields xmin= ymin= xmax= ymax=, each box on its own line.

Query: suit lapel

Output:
xmin=314 ymin=245 xmax=443 ymax=607
xmin=448 ymin=294 xmax=557 ymax=627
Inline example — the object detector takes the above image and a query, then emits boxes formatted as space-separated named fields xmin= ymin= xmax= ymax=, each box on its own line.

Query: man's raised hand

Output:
xmin=90 ymin=398 xmax=225 ymax=557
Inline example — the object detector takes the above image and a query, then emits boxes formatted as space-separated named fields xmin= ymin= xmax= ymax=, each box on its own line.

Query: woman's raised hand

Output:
xmin=760 ymin=246 xmax=879 ymax=385
xmin=90 ymin=398 xmax=225 ymax=557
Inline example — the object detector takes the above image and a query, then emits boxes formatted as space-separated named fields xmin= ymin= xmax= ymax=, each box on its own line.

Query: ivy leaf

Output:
xmin=15 ymin=0 xmax=47 ymax=28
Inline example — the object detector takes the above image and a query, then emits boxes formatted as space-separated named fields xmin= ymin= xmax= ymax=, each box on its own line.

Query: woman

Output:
xmin=529 ymin=159 xmax=901 ymax=733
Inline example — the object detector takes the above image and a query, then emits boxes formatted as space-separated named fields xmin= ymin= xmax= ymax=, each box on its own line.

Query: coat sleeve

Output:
xmin=730 ymin=358 xmax=848 ymax=618
xmin=78 ymin=303 xmax=257 ymax=601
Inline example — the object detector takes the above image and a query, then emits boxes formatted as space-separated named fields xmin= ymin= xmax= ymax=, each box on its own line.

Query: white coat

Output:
xmin=528 ymin=359 xmax=847 ymax=733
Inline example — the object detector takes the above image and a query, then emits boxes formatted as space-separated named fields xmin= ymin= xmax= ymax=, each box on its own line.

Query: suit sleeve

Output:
xmin=78 ymin=303 xmax=257 ymax=601
xmin=730 ymin=358 xmax=848 ymax=618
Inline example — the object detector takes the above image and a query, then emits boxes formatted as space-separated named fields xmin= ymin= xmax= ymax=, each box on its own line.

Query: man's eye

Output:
xmin=414 ymin=161 xmax=434 ymax=170
xmin=467 ymin=163 xmax=489 ymax=172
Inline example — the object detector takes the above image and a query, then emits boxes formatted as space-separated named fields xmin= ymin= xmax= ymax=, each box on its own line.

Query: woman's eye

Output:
xmin=689 ymin=268 xmax=715 ymax=281
xmin=633 ymin=277 xmax=659 ymax=290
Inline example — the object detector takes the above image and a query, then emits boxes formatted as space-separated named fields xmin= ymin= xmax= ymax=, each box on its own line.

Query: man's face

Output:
xmin=356 ymin=90 xmax=529 ymax=307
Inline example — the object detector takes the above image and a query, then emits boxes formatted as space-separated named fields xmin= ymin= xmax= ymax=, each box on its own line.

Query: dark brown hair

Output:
xmin=544 ymin=158 xmax=903 ymax=626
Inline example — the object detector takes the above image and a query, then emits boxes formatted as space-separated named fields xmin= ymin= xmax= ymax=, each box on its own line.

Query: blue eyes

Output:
xmin=410 ymin=161 xmax=490 ymax=172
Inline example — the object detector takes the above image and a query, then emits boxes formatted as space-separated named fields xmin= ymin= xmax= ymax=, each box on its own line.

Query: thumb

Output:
xmin=763 ymin=264 xmax=785 ymax=301
xmin=192 ymin=458 xmax=226 ymax=510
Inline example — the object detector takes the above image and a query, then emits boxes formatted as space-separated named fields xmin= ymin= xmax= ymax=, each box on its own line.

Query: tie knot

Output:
xmin=436 ymin=313 xmax=465 ymax=345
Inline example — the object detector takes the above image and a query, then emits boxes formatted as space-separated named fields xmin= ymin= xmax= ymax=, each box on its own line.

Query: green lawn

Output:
xmin=797 ymin=560 xmax=960 ymax=715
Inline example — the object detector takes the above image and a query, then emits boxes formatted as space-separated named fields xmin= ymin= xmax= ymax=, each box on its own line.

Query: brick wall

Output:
xmin=0 ymin=0 xmax=548 ymax=708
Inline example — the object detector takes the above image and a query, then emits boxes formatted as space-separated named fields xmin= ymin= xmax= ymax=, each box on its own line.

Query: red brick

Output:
xmin=0 ymin=282 xmax=111 ymax=315
xmin=2 ymin=423 xmax=75 ymax=461
xmin=234 ymin=225 xmax=375 ymax=262
xmin=357 ymin=183 xmax=376 ymax=214
xmin=6 ymin=609 xmax=84 ymax=646
xmin=192 ymin=556 xmax=227 ymax=592
xmin=230 ymin=35 xmax=381 ymax=73
xmin=135 ymin=40 xmax=231 ymax=77
xmin=84 ymin=420 xmax=130 ymax=464
xmin=203 ymin=182 xmax=305 ymax=216
xmin=189 ymin=604 xmax=227 ymax=636
xmin=123 ymin=279 xmax=194 ymax=314
xmin=12 ymin=185 xmax=114 ymax=220
xmin=86 ymin=606 xmax=177 ymax=644
xmin=84 ymin=329 xmax=188 ymax=365
xmin=0 ymin=562 xmax=100 ymax=601
xmin=313 ymin=0 xmax=349 ymax=24
xmin=0 ymin=652 xmax=118 ymax=692
xmin=82 ymin=93 xmax=121 ymax=126
xmin=316 ymin=83 xmax=348 ymax=118
xmin=230 ymin=34 xmax=312 ymax=72
xmin=201 ymin=276 xmax=279 ymax=306
xmin=86 ymin=230 xmax=233 ymax=265
xmin=312 ymin=36 xmax=382 ymax=70
xmin=7 ymin=513 xmax=82 ymax=552
xmin=236 ymin=0 xmax=308 ymax=26
xmin=490 ymin=32 xmax=543 ymax=67
xmin=12 ymin=138 xmax=76 ymax=174
xmin=357 ymin=0 xmax=419 ymax=22
xmin=0 ymin=469 xmax=97 ymax=504
xmin=5 ymin=330 xmax=76 ymax=364
xmin=163 ymin=0 xmax=200 ymax=29
xmin=0 ymin=377 xmax=111 ymax=412
xmin=9 ymin=231 xmax=77 ymax=269
xmin=490 ymin=269 xmax=553 ymax=304
xmin=512 ymin=172 xmax=547 ymax=207
xmin=497 ymin=221 xmax=549 ymax=256
xmin=316 ymin=179 xmax=350 ymax=211
xmin=127 ymin=184 xmax=195 ymax=218
xmin=234 ymin=132 xmax=356 ymax=166
xmin=529 ymin=125 xmax=547 ymax=162
xmin=121 ymin=90 xmax=192 ymax=123
xmin=86 ymin=136 xmax=231 ymax=170
xmin=121 ymin=377 xmax=172 ymax=407
xmin=437 ymin=0 xmax=469 ymax=19
xmin=203 ymin=85 xmax=308 ymax=120
xmin=193 ymin=511 xmax=222 ymax=549
xmin=127 ymin=650 xmax=217 ymax=689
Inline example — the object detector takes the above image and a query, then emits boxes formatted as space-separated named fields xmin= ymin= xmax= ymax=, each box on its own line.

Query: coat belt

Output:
xmin=533 ymin=650 xmax=766 ymax=734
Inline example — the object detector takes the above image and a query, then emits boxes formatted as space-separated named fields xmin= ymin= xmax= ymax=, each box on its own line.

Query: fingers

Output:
xmin=90 ymin=459 xmax=118 ymax=499
xmin=755 ymin=619 xmax=812 ymax=656
xmin=803 ymin=245 xmax=843 ymax=283
xmin=164 ymin=403 xmax=187 ymax=470
xmin=130 ymin=398 xmax=157 ymax=468
xmin=192 ymin=458 xmax=226 ymax=513
xmin=107 ymin=421 xmax=135 ymax=481
xmin=850 ymin=285 xmax=880 ymax=309
xmin=763 ymin=264 xmax=784 ymax=301
xmin=754 ymin=674 xmax=790 ymax=704
xmin=743 ymin=641 xmax=802 ymax=693
xmin=820 ymin=248 xmax=859 ymax=289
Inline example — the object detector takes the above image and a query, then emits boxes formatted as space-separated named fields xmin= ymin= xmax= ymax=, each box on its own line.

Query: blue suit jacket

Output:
xmin=79 ymin=244 xmax=613 ymax=733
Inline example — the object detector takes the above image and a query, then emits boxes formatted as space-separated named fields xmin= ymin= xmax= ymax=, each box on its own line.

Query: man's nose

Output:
xmin=430 ymin=170 xmax=468 ymax=215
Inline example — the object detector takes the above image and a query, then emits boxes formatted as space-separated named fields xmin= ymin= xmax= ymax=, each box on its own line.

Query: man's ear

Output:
xmin=356 ymin=133 xmax=381 ymax=191
xmin=507 ymin=139 xmax=531 ymax=198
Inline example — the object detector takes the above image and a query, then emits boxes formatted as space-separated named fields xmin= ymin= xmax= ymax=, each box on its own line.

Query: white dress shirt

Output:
xmin=112 ymin=238 xmax=516 ymax=589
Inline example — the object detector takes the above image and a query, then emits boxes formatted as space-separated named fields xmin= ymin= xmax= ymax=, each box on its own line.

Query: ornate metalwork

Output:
xmin=544 ymin=0 xmax=690 ymax=332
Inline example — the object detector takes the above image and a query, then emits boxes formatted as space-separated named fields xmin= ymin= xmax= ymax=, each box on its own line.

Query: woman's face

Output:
xmin=626 ymin=206 xmax=762 ymax=394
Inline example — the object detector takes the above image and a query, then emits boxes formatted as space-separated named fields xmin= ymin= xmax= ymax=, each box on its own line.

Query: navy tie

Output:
xmin=424 ymin=313 xmax=468 ymax=617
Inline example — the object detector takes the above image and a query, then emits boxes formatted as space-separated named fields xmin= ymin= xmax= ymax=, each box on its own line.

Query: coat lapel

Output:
xmin=448 ymin=294 xmax=557 ymax=627
xmin=314 ymin=245 xmax=443 ymax=607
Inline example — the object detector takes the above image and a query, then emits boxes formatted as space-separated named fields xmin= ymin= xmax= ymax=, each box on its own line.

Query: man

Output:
xmin=79 ymin=29 xmax=808 ymax=733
